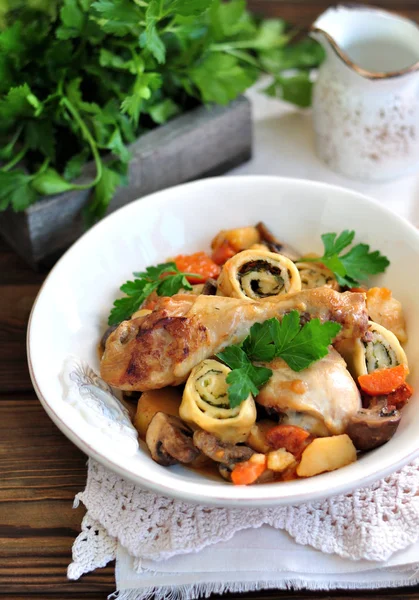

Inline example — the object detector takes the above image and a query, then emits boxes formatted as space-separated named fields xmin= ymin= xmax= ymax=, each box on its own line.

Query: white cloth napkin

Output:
xmin=115 ymin=527 xmax=419 ymax=599
xmin=68 ymin=86 xmax=419 ymax=597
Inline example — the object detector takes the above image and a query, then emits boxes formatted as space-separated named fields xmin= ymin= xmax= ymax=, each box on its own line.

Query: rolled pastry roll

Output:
xmin=295 ymin=262 xmax=339 ymax=291
xmin=218 ymin=249 xmax=301 ymax=301
xmin=179 ymin=359 xmax=256 ymax=444
xmin=335 ymin=320 xmax=408 ymax=379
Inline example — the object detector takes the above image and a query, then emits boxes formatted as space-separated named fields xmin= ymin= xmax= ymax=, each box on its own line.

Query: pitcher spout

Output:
xmin=310 ymin=4 xmax=419 ymax=79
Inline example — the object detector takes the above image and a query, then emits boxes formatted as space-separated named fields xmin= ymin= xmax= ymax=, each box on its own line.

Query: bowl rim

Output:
xmin=27 ymin=174 xmax=419 ymax=506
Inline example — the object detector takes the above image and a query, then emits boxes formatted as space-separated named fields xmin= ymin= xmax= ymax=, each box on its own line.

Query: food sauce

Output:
xmin=278 ymin=379 xmax=308 ymax=395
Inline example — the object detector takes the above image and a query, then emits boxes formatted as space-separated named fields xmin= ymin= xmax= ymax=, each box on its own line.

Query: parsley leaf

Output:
xmin=106 ymin=128 xmax=132 ymax=163
xmin=169 ymin=0 xmax=214 ymax=18
xmin=217 ymin=313 xmax=341 ymax=407
xmin=217 ymin=345 xmax=250 ymax=370
xmin=0 ymin=84 xmax=40 ymax=123
xmin=158 ymin=273 xmax=193 ymax=296
xmin=31 ymin=168 xmax=75 ymax=195
xmin=340 ymin=244 xmax=390 ymax=284
xmin=272 ymin=312 xmax=341 ymax=371
xmin=24 ymin=120 xmax=56 ymax=161
xmin=148 ymin=99 xmax=180 ymax=125
xmin=133 ymin=262 xmax=178 ymax=280
xmin=85 ymin=164 xmax=123 ymax=225
xmin=63 ymin=148 xmax=90 ymax=181
xmin=108 ymin=261 xmax=200 ymax=325
xmin=300 ymin=231 xmax=390 ymax=287
xmin=217 ymin=345 xmax=272 ymax=408
xmin=141 ymin=0 xmax=166 ymax=64
xmin=260 ymin=39 xmax=325 ymax=72
xmin=108 ymin=283 xmax=156 ymax=327
xmin=189 ymin=54 xmax=257 ymax=105
xmin=91 ymin=0 xmax=141 ymax=36
xmin=241 ymin=321 xmax=276 ymax=362
xmin=0 ymin=169 xmax=38 ymax=211
xmin=56 ymin=0 xmax=86 ymax=40
xmin=264 ymin=72 xmax=313 ymax=108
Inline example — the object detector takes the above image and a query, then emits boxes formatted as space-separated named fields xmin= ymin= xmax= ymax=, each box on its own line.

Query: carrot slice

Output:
xmin=211 ymin=240 xmax=236 ymax=265
xmin=231 ymin=456 xmax=267 ymax=485
xmin=266 ymin=425 xmax=311 ymax=456
xmin=173 ymin=252 xmax=220 ymax=284
xmin=358 ymin=365 xmax=409 ymax=395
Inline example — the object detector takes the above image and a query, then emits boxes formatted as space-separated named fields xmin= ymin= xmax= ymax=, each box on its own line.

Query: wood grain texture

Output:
xmin=248 ymin=0 xmax=419 ymax=27
xmin=2 ymin=1 xmax=419 ymax=597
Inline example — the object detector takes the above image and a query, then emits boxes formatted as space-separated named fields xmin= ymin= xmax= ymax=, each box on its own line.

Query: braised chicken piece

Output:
xmin=256 ymin=348 xmax=362 ymax=435
xmin=366 ymin=287 xmax=407 ymax=343
xmin=100 ymin=288 xmax=368 ymax=391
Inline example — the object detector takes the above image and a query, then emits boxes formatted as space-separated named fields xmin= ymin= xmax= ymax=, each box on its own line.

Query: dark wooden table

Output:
xmin=2 ymin=1 xmax=419 ymax=598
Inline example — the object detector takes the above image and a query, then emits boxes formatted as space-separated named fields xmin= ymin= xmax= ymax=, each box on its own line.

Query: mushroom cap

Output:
xmin=145 ymin=412 xmax=200 ymax=466
xmin=346 ymin=406 xmax=401 ymax=451
xmin=193 ymin=429 xmax=254 ymax=464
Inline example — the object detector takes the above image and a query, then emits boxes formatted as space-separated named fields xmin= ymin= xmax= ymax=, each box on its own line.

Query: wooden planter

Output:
xmin=0 ymin=96 xmax=252 ymax=268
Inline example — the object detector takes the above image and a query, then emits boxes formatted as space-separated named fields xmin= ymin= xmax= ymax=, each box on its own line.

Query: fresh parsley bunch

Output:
xmin=217 ymin=312 xmax=341 ymax=407
xmin=0 ymin=0 xmax=324 ymax=222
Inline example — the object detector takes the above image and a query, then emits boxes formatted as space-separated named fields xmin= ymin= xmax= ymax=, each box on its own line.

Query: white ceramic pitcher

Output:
xmin=311 ymin=5 xmax=419 ymax=181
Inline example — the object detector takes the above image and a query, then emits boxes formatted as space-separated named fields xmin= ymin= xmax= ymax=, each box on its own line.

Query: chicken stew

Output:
xmin=100 ymin=224 xmax=412 ymax=485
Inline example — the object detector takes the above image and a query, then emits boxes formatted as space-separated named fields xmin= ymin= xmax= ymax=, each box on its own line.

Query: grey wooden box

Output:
xmin=0 ymin=96 xmax=252 ymax=268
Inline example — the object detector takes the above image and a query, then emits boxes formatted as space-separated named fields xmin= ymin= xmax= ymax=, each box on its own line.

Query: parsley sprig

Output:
xmin=300 ymin=231 xmax=390 ymax=287
xmin=217 ymin=312 xmax=341 ymax=408
xmin=108 ymin=262 xmax=200 ymax=325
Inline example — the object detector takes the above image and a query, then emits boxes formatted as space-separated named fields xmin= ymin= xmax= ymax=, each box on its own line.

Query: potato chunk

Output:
xmin=267 ymin=449 xmax=296 ymax=472
xmin=134 ymin=388 xmax=182 ymax=439
xmin=211 ymin=227 xmax=260 ymax=252
xmin=296 ymin=434 xmax=357 ymax=477
xmin=247 ymin=419 xmax=277 ymax=453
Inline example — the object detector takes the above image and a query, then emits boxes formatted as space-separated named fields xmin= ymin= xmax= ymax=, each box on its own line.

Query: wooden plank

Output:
xmin=247 ymin=1 xmax=419 ymax=26
xmin=0 ymin=397 xmax=115 ymax=594
xmin=0 ymin=397 xmax=117 ymax=594
xmin=0 ymin=283 xmax=42 ymax=393
xmin=0 ymin=238 xmax=46 ymax=284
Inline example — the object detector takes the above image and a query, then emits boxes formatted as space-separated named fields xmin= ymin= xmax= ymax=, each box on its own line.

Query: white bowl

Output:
xmin=28 ymin=176 xmax=419 ymax=507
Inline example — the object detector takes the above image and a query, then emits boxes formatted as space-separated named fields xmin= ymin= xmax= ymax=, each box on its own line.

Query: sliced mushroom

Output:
xmin=193 ymin=429 xmax=254 ymax=465
xmin=99 ymin=324 xmax=118 ymax=354
xmin=146 ymin=412 xmax=200 ymax=466
xmin=218 ymin=463 xmax=234 ymax=481
xmin=256 ymin=222 xmax=300 ymax=261
xmin=346 ymin=406 xmax=401 ymax=451
xmin=201 ymin=278 xmax=218 ymax=296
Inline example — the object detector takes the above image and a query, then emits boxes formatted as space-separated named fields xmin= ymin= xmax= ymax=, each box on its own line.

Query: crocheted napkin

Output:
xmin=68 ymin=458 xmax=419 ymax=598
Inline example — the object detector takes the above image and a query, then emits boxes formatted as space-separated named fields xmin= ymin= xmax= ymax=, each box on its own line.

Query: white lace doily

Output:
xmin=68 ymin=458 xmax=419 ymax=579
